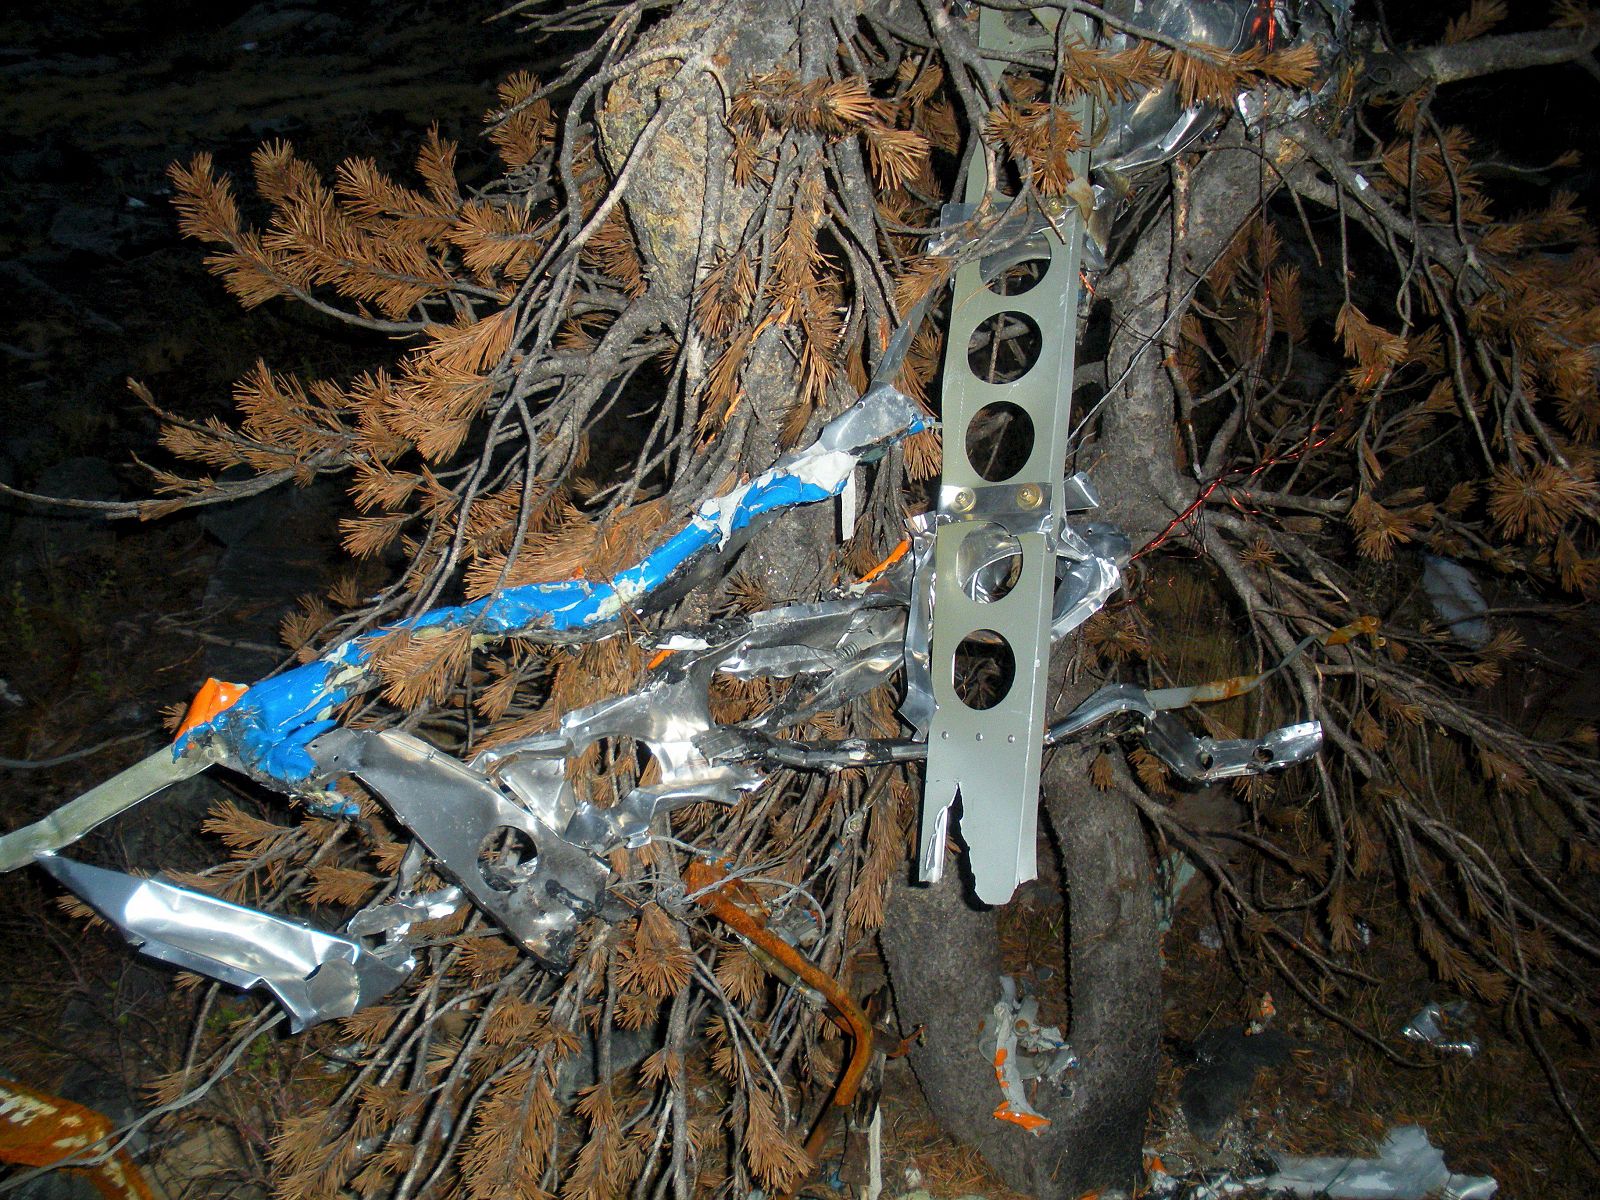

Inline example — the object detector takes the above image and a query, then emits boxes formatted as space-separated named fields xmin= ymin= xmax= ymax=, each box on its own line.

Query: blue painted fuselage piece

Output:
xmin=179 ymin=400 xmax=924 ymax=787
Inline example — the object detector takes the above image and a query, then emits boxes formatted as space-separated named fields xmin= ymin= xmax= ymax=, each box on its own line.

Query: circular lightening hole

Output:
xmin=964 ymin=401 xmax=1035 ymax=482
xmin=953 ymin=629 xmax=1016 ymax=710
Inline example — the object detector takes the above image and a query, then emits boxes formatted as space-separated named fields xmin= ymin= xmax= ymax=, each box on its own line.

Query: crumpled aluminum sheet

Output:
xmin=17 ymin=559 xmax=1327 ymax=1027
xmin=310 ymin=727 xmax=612 ymax=970
xmin=1400 ymin=1000 xmax=1479 ymax=1057
xmin=1084 ymin=0 xmax=1353 ymax=263
xmin=477 ymin=595 xmax=909 ymax=852
xmin=899 ymin=509 xmax=1126 ymax=737
xmin=977 ymin=975 xmax=1079 ymax=1135
xmin=163 ymin=380 xmax=927 ymax=793
xmin=36 ymin=854 xmax=411 ymax=1032
xmin=1248 ymin=1125 xmax=1497 ymax=1200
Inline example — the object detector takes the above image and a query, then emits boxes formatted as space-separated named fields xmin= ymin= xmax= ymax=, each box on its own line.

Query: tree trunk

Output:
xmin=882 ymin=652 xmax=1161 ymax=1198
xmin=598 ymin=7 xmax=1283 ymax=1195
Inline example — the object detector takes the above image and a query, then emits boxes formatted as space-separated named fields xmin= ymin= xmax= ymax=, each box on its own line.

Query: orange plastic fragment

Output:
xmin=992 ymin=1101 xmax=1051 ymax=1132
xmin=1323 ymin=614 xmax=1380 ymax=647
xmin=0 ymin=1077 xmax=154 ymax=1200
xmin=992 ymin=1045 xmax=1010 ymax=1084
xmin=646 ymin=648 xmax=675 ymax=671
xmin=174 ymin=678 xmax=249 ymax=739
xmin=857 ymin=538 xmax=910 ymax=583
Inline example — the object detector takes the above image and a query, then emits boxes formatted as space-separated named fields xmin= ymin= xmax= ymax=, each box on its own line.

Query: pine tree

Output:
xmin=40 ymin=1 xmax=1600 ymax=1195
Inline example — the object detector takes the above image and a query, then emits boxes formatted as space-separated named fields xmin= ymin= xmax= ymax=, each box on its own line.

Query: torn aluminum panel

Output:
xmin=0 ymin=741 xmax=222 ymax=874
xmin=309 ymin=728 xmax=609 ymax=971
xmin=36 ymin=855 xmax=410 ymax=1032
xmin=920 ymin=3 xmax=1093 ymax=906
xmin=1400 ymin=1001 xmax=1479 ymax=1057
xmin=953 ymin=521 xmax=1124 ymax=641
xmin=900 ymin=517 xmax=939 ymax=735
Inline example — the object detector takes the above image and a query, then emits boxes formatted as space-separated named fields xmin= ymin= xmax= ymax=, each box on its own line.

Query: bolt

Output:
xmin=1016 ymin=483 xmax=1043 ymax=509
xmin=950 ymin=488 xmax=976 ymax=513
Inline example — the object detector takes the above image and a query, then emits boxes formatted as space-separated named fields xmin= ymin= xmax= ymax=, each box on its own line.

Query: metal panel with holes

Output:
xmin=918 ymin=7 xmax=1092 ymax=905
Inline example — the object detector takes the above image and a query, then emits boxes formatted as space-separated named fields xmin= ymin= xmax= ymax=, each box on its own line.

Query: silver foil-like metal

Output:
xmin=309 ymin=728 xmax=610 ymax=970
xmin=1084 ymin=0 xmax=1352 ymax=263
xmin=1400 ymin=1001 xmax=1480 ymax=1058
xmin=1046 ymin=681 xmax=1323 ymax=784
xmin=36 ymin=854 xmax=411 ymax=1032
xmin=0 ymin=742 xmax=222 ymax=873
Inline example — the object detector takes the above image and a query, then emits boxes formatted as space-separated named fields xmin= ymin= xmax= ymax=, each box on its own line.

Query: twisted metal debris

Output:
xmin=0 ymin=0 xmax=1349 ymax=1034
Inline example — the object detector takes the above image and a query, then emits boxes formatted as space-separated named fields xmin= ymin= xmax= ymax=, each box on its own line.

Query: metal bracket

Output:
xmin=919 ymin=6 xmax=1094 ymax=904
xmin=309 ymin=728 xmax=610 ymax=970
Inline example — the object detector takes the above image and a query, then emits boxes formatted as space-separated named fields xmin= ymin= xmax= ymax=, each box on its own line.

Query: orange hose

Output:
xmin=683 ymin=861 xmax=874 ymax=1174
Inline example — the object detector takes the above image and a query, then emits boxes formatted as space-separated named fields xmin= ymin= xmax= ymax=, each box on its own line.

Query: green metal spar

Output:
xmin=918 ymin=6 xmax=1096 ymax=905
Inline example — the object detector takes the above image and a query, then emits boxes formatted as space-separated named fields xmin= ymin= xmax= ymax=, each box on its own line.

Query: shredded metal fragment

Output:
xmin=36 ymin=855 xmax=411 ymax=1032
xmin=1400 ymin=1000 xmax=1480 ymax=1058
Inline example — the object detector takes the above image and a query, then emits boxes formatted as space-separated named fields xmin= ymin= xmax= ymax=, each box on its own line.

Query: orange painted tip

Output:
xmin=992 ymin=1102 xmax=1050 ymax=1132
xmin=175 ymin=678 xmax=249 ymax=739
xmin=0 ymin=1076 xmax=155 ymax=1199
xmin=646 ymin=648 xmax=674 ymax=671
xmin=858 ymin=538 xmax=910 ymax=582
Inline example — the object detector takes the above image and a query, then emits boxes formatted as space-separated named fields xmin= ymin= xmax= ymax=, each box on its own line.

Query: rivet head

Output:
xmin=1016 ymin=483 xmax=1043 ymax=509
xmin=950 ymin=488 xmax=976 ymax=513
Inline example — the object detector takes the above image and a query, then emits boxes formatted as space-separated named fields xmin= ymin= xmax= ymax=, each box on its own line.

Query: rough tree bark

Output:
xmin=598 ymin=3 xmax=840 ymax=601
xmin=882 ymin=713 xmax=1162 ymax=1198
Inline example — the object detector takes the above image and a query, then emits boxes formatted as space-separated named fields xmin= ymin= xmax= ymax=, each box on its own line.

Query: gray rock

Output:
xmin=46 ymin=203 xmax=127 ymax=257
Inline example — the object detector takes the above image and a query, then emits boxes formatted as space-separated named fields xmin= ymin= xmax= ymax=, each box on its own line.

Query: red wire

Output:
xmin=1130 ymin=422 xmax=1334 ymax=562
